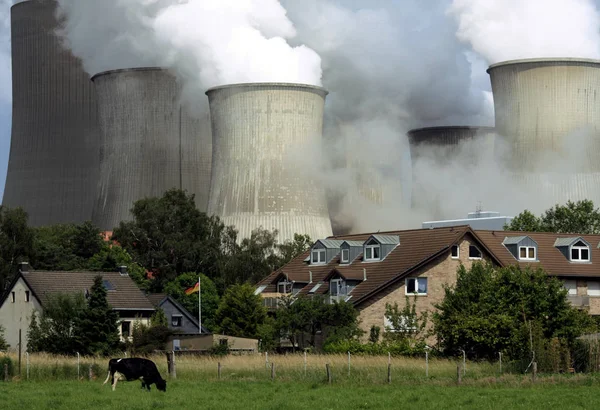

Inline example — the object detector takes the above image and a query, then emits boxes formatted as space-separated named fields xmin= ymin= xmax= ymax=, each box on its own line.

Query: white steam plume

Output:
xmin=0 ymin=0 xmax=13 ymax=200
xmin=55 ymin=0 xmax=322 ymax=87
xmin=449 ymin=0 xmax=600 ymax=64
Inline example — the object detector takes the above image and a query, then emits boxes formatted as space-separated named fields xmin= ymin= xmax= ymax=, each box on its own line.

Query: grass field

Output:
xmin=2 ymin=379 xmax=600 ymax=409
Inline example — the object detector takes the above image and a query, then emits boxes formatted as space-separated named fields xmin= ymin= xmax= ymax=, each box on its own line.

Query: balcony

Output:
xmin=568 ymin=295 xmax=590 ymax=308
xmin=261 ymin=292 xmax=290 ymax=310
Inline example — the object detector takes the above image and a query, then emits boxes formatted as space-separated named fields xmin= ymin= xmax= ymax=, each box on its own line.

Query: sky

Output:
xmin=0 ymin=0 xmax=600 ymax=230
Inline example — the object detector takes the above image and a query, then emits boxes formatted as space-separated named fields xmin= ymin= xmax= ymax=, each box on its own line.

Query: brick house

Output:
xmin=256 ymin=226 xmax=600 ymax=344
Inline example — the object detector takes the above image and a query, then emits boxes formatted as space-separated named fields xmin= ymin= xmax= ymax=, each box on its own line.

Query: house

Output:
xmin=256 ymin=226 xmax=600 ymax=344
xmin=146 ymin=293 xmax=210 ymax=335
xmin=0 ymin=263 xmax=155 ymax=351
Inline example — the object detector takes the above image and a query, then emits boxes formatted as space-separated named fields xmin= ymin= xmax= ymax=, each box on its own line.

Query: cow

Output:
xmin=102 ymin=358 xmax=167 ymax=392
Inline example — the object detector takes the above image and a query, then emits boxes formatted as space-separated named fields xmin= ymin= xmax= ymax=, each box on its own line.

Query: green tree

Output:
xmin=506 ymin=200 xmax=600 ymax=234
xmin=77 ymin=275 xmax=120 ymax=356
xmin=215 ymin=283 xmax=267 ymax=339
xmin=433 ymin=262 xmax=595 ymax=360
xmin=26 ymin=293 xmax=86 ymax=355
xmin=277 ymin=234 xmax=312 ymax=266
xmin=0 ymin=206 xmax=34 ymax=292
xmin=87 ymin=244 xmax=149 ymax=290
xmin=163 ymin=272 xmax=219 ymax=331
xmin=130 ymin=310 xmax=172 ymax=356
xmin=383 ymin=296 xmax=429 ymax=343
xmin=112 ymin=189 xmax=231 ymax=290
xmin=0 ymin=324 xmax=8 ymax=350
xmin=31 ymin=221 xmax=104 ymax=271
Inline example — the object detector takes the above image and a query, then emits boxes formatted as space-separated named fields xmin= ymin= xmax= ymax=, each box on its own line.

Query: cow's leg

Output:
xmin=103 ymin=370 xmax=112 ymax=385
xmin=112 ymin=372 xmax=119 ymax=391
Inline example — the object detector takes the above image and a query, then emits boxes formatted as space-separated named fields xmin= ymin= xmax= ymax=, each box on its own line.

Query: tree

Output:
xmin=112 ymin=189 xmax=231 ymax=290
xmin=31 ymin=221 xmax=104 ymax=271
xmin=0 ymin=325 xmax=8 ymax=350
xmin=433 ymin=262 xmax=595 ymax=361
xmin=215 ymin=283 xmax=267 ymax=339
xmin=383 ymin=296 xmax=429 ymax=343
xmin=277 ymin=234 xmax=312 ymax=266
xmin=129 ymin=309 xmax=172 ymax=355
xmin=27 ymin=293 xmax=86 ymax=355
xmin=0 ymin=206 xmax=34 ymax=292
xmin=87 ymin=244 xmax=149 ymax=290
xmin=77 ymin=275 xmax=120 ymax=356
xmin=506 ymin=200 xmax=600 ymax=234
xmin=163 ymin=272 xmax=219 ymax=331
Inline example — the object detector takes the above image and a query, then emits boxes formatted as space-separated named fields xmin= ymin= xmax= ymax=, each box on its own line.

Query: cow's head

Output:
xmin=156 ymin=378 xmax=167 ymax=392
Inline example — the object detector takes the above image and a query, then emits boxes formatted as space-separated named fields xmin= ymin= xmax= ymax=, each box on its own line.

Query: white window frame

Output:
xmin=364 ymin=243 xmax=381 ymax=261
xmin=277 ymin=280 xmax=293 ymax=294
xmin=451 ymin=245 xmax=459 ymax=259
xmin=570 ymin=243 xmax=590 ymax=262
xmin=519 ymin=246 xmax=536 ymax=261
xmin=171 ymin=315 xmax=182 ymax=327
xmin=330 ymin=278 xmax=347 ymax=297
xmin=588 ymin=281 xmax=600 ymax=297
xmin=564 ymin=279 xmax=577 ymax=296
xmin=405 ymin=277 xmax=428 ymax=295
xmin=341 ymin=248 xmax=350 ymax=263
xmin=468 ymin=245 xmax=482 ymax=260
xmin=311 ymin=248 xmax=326 ymax=264
xmin=384 ymin=315 xmax=417 ymax=333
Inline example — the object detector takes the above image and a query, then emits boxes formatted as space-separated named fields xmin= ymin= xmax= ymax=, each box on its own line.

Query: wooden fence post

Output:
xmin=387 ymin=363 xmax=391 ymax=384
xmin=532 ymin=362 xmax=537 ymax=383
xmin=218 ymin=362 xmax=222 ymax=380
xmin=326 ymin=363 xmax=332 ymax=384
xmin=271 ymin=363 xmax=275 ymax=381
xmin=88 ymin=364 xmax=93 ymax=381
xmin=4 ymin=363 xmax=8 ymax=381
xmin=457 ymin=364 xmax=462 ymax=385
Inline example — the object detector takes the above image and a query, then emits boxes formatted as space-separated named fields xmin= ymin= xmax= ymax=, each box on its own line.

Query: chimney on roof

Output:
xmin=118 ymin=266 xmax=128 ymax=276
xmin=363 ymin=268 xmax=367 ymax=281
xmin=20 ymin=262 xmax=30 ymax=272
xmin=309 ymin=271 xmax=313 ymax=284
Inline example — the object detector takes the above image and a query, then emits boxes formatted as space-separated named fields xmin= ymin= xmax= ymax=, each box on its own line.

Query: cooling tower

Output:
xmin=2 ymin=0 xmax=99 ymax=226
xmin=92 ymin=68 xmax=212 ymax=231
xmin=407 ymin=126 xmax=495 ymax=218
xmin=206 ymin=83 xmax=333 ymax=243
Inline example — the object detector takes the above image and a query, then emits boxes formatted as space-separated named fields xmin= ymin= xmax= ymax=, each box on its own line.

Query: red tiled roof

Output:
xmin=259 ymin=226 xmax=478 ymax=306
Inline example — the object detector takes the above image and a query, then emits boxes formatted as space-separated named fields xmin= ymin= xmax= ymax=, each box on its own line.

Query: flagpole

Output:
xmin=198 ymin=276 xmax=202 ymax=334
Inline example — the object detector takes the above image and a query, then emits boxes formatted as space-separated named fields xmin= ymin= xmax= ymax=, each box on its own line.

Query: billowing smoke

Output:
xmin=449 ymin=0 xmax=600 ymax=63
xmin=0 ymin=0 xmax=13 ymax=200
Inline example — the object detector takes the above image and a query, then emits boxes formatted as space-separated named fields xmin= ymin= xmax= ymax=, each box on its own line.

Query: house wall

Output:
xmin=357 ymin=236 xmax=493 ymax=344
xmin=117 ymin=316 xmax=151 ymax=342
xmin=160 ymin=299 xmax=199 ymax=334
xmin=166 ymin=334 xmax=258 ymax=352
xmin=0 ymin=278 xmax=42 ymax=351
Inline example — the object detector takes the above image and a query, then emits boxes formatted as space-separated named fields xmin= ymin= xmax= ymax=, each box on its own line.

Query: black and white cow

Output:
xmin=102 ymin=358 xmax=167 ymax=392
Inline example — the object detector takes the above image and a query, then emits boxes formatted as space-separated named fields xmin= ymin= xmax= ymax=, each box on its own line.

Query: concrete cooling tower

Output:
xmin=206 ymin=83 xmax=333 ymax=244
xmin=487 ymin=58 xmax=600 ymax=205
xmin=92 ymin=68 xmax=212 ymax=231
xmin=407 ymin=126 xmax=495 ymax=218
xmin=3 ymin=0 xmax=99 ymax=226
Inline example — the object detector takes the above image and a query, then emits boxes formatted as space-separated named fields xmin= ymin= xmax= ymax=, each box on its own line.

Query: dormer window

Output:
xmin=365 ymin=241 xmax=381 ymax=261
xmin=277 ymin=280 xmax=293 ymax=294
xmin=311 ymin=249 xmax=326 ymax=264
xmin=341 ymin=249 xmax=350 ymax=263
xmin=519 ymin=246 xmax=536 ymax=261
xmin=571 ymin=241 xmax=590 ymax=262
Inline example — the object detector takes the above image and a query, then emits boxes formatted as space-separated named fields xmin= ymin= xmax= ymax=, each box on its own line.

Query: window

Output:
xmin=171 ymin=316 xmax=182 ymax=327
xmin=469 ymin=245 xmax=482 ymax=259
xmin=519 ymin=246 xmax=536 ymax=261
xmin=564 ymin=279 xmax=577 ymax=296
xmin=405 ymin=277 xmax=427 ymax=295
xmin=102 ymin=280 xmax=115 ymax=291
xmin=11 ymin=292 xmax=15 ymax=303
xmin=330 ymin=278 xmax=347 ymax=297
xmin=121 ymin=321 xmax=131 ymax=338
xmin=588 ymin=281 xmax=600 ymax=297
xmin=277 ymin=280 xmax=292 ymax=294
xmin=311 ymin=249 xmax=326 ymax=264
xmin=571 ymin=241 xmax=590 ymax=262
xmin=341 ymin=249 xmax=350 ymax=263
xmin=365 ymin=243 xmax=381 ymax=261
xmin=451 ymin=245 xmax=459 ymax=259
xmin=25 ymin=291 xmax=30 ymax=302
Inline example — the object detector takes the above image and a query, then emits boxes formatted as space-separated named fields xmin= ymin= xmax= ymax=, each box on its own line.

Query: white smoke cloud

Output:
xmin=55 ymin=0 xmax=322 ymax=87
xmin=449 ymin=0 xmax=600 ymax=64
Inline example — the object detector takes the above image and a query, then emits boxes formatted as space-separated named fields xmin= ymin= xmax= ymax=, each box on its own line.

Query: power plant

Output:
xmin=91 ymin=68 xmax=212 ymax=231
xmin=5 ymin=3 xmax=600 ymax=241
xmin=487 ymin=58 xmax=600 ymax=204
xmin=206 ymin=83 xmax=333 ymax=244
xmin=2 ymin=0 xmax=99 ymax=226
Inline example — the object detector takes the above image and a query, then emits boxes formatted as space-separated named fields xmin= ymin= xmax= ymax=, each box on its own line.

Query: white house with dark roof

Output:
xmin=0 ymin=263 xmax=155 ymax=351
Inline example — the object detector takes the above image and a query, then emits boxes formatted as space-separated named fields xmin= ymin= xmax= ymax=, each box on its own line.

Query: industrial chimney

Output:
xmin=487 ymin=58 xmax=600 ymax=204
xmin=3 ymin=0 xmax=100 ymax=226
xmin=407 ymin=126 xmax=495 ymax=217
xmin=91 ymin=68 xmax=212 ymax=230
xmin=206 ymin=83 xmax=333 ymax=243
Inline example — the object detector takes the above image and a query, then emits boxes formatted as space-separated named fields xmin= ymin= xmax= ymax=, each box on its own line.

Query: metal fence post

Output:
xmin=25 ymin=352 xmax=29 ymax=381
xmin=77 ymin=352 xmax=80 ymax=380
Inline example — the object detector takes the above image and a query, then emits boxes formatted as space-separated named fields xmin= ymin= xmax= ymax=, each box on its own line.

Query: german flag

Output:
xmin=185 ymin=281 xmax=200 ymax=295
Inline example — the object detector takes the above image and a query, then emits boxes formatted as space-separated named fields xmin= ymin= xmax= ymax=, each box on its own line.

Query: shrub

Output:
xmin=0 ymin=356 xmax=14 ymax=380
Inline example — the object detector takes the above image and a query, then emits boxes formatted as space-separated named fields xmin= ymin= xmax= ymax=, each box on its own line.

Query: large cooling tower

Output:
xmin=488 ymin=58 xmax=600 ymax=205
xmin=3 ymin=0 xmax=99 ymax=226
xmin=206 ymin=83 xmax=333 ymax=243
xmin=407 ymin=126 xmax=495 ymax=218
xmin=92 ymin=68 xmax=212 ymax=230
